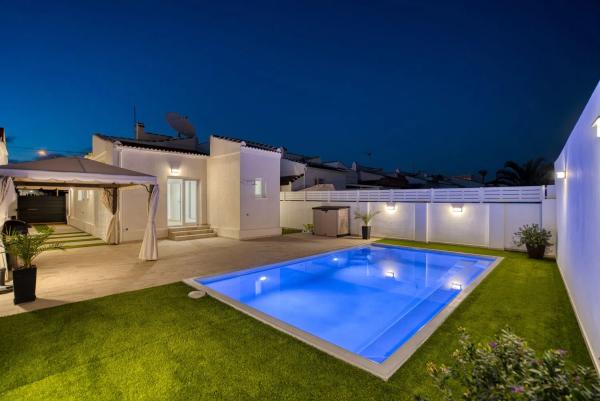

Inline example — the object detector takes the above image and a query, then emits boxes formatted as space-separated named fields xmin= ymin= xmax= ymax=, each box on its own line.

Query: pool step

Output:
xmin=168 ymin=226 xmax=216 ymax=241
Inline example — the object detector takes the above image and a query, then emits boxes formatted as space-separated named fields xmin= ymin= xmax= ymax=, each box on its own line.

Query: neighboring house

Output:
xmin=70 ymin=122 xmax=281 ymax=242
xmin=349 ymin=163 xmax=409 ymax=189
xmin=280 ymin=152 xmax=352 ymax=191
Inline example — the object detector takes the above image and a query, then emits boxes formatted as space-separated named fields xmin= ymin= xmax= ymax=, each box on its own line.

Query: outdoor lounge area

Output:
xmin=0 ymin=238 xmax=591 ymax=400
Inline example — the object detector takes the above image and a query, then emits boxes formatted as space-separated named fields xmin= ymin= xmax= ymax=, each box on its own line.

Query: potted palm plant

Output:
xmin=354 ymin=210 xmax=380 ymax=240
xmin=513 ymin=224 xmax=552 ymax=259
xmin=3 ymin=228 xmax=64 ymax=304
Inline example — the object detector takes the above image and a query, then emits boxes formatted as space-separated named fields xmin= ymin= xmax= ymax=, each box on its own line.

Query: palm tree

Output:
xmin=494 ymin=158 xmax=554 ymax=186
xmin=478 ymin=169 xmax=488 ymax=184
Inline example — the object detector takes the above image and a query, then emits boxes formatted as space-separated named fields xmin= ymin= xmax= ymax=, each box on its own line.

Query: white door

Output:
xmin=184 ymin=180 xmax=198 ymax=225
xmin=167 ymin=178 xmax=183 ymax=226
xmin=168 ymin=178 xmax=198 ymax=227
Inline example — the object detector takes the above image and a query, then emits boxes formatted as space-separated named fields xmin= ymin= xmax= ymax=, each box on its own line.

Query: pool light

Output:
xmin=259 ymin=276 xmax=267 ymax=281
xmin=385 ymin=270 xmax=395 ymax=278
xmin=450 ymin=281 xmax=463 ymax=290
xmin=593 ymin=116 xmax=600 ymax=138
xmin=333 ymin=257 xmax=339 ymax=261
xmin=556 ymin=171 xmax=566 ymax=179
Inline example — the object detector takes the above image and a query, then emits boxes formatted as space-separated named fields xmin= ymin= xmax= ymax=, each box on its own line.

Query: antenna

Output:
xmin=133 ymin=105 xmax=137 ymax=136
xmin=166 ymin=112 xmax=196 ymax=138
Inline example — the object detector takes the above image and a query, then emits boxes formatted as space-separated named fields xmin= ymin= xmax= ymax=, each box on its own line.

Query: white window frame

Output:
xmin=254 ymin=178 xmax=267 ymax=199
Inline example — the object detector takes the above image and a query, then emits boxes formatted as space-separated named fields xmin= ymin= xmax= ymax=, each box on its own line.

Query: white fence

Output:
xmin=280 ymin=185 xmax=553 ymax=203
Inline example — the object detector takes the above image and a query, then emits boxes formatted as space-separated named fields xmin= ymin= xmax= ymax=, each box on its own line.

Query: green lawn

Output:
xmin=0 ymin=240 xmax=592 ymax=400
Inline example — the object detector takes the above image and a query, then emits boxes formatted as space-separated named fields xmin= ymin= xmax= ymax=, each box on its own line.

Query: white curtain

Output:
xmin=0 ymin=176 xmax=16 ymax=270
xmin=101 ymin=188 xmax=119 ymax=244
xmin=139 ymin=185 xmax=159 ymax=261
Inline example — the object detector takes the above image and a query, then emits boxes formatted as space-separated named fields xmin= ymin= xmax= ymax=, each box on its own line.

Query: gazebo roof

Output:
xmin=0 ymin=157 xmax=156 ymax=187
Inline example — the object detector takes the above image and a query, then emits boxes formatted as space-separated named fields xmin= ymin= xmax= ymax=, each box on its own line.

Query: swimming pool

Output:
xmin=187 ymin=244 xmax=500 ymax=379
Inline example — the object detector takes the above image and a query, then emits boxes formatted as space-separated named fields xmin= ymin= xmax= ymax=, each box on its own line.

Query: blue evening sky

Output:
xmin=1 ymin=0 xmax=599 ymax=174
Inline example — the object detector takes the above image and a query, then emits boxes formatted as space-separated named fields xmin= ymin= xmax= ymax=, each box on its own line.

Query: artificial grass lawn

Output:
xmin=0 ymin=240 xmax=592 ymax=400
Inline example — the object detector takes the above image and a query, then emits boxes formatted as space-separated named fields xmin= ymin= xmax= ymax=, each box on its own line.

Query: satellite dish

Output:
xmin=166 ymin=112 xmax=196 ymax=138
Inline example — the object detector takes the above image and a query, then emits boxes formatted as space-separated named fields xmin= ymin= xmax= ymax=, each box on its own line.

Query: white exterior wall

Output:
xmin=207 ymin=139 xmax=241 ymax=238
xmin=68 ymin=188 xmax=112 ymax=241
xmin=239 ymin=147 xmax=281 ymax=238
xmin=555 ymin=81 xmax=600 ymax=371
xmin=207 ymin=136 xmax=281 ymax=239
xmin=280 ymin=200 xmax=556 ymax=253
xmin=116 ymin=147 xmax=207 ymax=241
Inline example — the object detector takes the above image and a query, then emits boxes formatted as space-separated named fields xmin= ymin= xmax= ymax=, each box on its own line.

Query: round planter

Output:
xmin=361 ymin=226 xmax=371 ymax=240
xmin=525 ymin=245 xmax=546 ymax=259
xmin=13 ymin=266 xmax=37 ymax=304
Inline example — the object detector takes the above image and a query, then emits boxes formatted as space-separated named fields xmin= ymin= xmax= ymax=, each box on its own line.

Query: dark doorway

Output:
xmin=17 ymin=190 xmax=67 ymax=223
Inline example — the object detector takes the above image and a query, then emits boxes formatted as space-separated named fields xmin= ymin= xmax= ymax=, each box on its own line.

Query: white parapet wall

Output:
xmin=280 ymin=186 xmax=556 ymax=254
xmin=555 ymin=81 xmax=600 ymax=372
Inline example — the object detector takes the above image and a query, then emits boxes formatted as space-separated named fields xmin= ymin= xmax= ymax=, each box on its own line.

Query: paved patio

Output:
xmin=0 ymin=233 xmax=371 ymax=316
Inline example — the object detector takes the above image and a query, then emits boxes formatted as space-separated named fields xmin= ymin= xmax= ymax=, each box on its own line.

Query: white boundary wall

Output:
xmin=555 ymin=81 xmax=600 ymax=371
xmin=281 ymin=186 xmax=556 ymax=254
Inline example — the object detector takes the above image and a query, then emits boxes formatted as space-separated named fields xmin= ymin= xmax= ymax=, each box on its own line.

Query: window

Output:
xmin=254 ymin=178 xmax=266 ymax=198
xmin=77 ymin=190 xmax=85 ymax=201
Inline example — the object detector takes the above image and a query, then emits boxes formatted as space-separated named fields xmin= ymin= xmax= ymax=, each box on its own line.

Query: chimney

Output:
xmin=0 ymin=127 xmax=5 ymax=143
xmin=135 ymin=122 xmax=145 ymax=140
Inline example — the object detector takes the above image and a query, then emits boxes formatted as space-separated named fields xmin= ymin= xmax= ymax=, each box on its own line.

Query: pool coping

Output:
xmin=183 ymin=243 xmax=503 ymax=381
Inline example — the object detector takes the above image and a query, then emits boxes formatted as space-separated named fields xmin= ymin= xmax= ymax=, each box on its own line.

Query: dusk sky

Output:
xmin=2 ymin=0 xmax=599 ymax=174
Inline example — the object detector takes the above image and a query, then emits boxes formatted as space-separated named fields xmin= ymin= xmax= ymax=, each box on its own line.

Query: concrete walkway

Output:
xmin=0 ymin=234 xmax=371 ymax=316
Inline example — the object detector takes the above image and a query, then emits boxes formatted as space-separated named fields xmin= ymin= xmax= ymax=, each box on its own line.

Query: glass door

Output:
xmin=167 ymin=178 xmax=183 ymax=226
xmin=184 ymin=180 xmax=197 ymax=224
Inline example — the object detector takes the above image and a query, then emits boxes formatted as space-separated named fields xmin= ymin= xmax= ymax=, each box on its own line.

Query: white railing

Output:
xmin=280 ymin=185 xmax=553 ymax=203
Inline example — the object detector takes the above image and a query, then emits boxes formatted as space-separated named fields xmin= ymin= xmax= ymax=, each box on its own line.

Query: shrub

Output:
xmin=353 ymin=210 xmax=380 ymax=226
xmin=302 ymin=223 xmax=314 ymax=233
xmin=3 ymin=228 xmax=64 ymax=269
xmin=417 ymin=328 xmax=600 ymax=400
xmin=513 ymin=224 xmax=553 ymax=248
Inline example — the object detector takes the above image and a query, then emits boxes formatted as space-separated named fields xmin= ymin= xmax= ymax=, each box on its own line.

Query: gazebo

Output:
xmin=0 ymin=157 xmax=159 ymax=261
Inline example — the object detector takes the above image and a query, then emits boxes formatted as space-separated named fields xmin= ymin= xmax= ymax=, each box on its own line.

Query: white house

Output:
xmin=69 ymin=123 xmax=282 ymax=242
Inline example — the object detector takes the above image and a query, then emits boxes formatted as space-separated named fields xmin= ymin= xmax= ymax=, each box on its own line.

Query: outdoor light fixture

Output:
xmin=556 ymin=171 xmax=567 ymax=179
xmin=333 ymin=257 xmax=339 ymax=262
xmin=259 ymin=276 xmax=267 ymax=281
xmin=37 ymin=149 xmax=47 ymax=157
xmin=385 ymin=202 xmax=397 ymax=212
xmin=170 ymin=167 xmax=181 ymax=175
xmin=385 ymin=270 xmax=395 ymax=278
xmin=451 ymin=204 xmax=464 ymax=213
xmin=593 ymin=116 xmax=600 ymax=138
xmin=450 ymin=281 xmax=463 ymax=290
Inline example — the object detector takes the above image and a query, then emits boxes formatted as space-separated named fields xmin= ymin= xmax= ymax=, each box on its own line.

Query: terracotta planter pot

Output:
xmin=13 ymin=266 xmax=37 ymax=304
xmin=361 ymin=226 xmax=371 ymax=240
xmin=525 ymin=245 xmax=546 ymax=259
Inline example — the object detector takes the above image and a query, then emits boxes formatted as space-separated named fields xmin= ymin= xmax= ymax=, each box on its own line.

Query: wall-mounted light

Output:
xmin=593 ymin=116 xmax=600 ymax=138
xmin=556 ymin=171 xmax=567 ymax=179
xmin=37 ymin=149 xmax=47 ymax=157
xmin=451 ymin=204 xmax=464 ymax=213
xmin=170 ymin=167 xmax=181 ymax=175
xmin=385 ymin=202 xmax=396 ymax=212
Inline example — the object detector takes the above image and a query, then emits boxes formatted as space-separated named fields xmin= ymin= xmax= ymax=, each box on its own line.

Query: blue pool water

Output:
xmin=197 ymin=244 xmax=495 ymax=364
